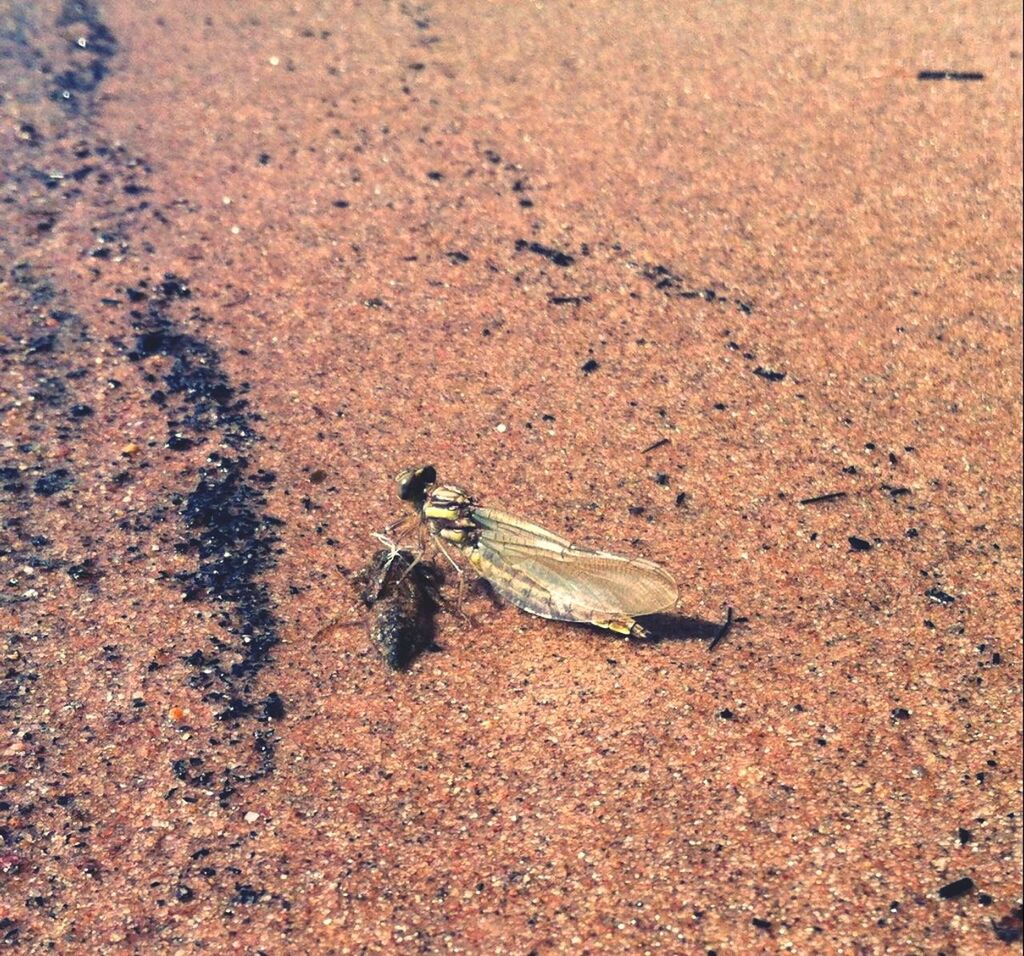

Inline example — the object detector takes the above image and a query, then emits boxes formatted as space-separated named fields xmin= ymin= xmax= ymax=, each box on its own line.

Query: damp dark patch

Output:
xmin=123 ymin=277 xmax=285 ymax=799
xmin=128 ymin=282 xmax=252 ymax=447
xmin=515 ymin=239 xmax=575 ymax=268
xmin=176 ymin=454 xmax=282 ymax=677
xmin=51 ymin=0 xmax=119 ymax=114
xmin=33 ymin=469 xmax=73 ymax=497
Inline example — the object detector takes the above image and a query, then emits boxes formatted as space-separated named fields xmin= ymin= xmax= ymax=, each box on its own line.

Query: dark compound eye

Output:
xmin=397 ymin=464 xmax=436 ymax=502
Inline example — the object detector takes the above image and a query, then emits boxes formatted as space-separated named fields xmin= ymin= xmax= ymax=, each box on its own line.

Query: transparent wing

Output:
xmin=471 ymin=507 xmax=572 ymax=551
xmin=469 ymin=507 xmax=677 ymax=620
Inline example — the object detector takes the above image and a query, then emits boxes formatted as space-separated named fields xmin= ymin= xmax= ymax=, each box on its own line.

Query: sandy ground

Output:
xmin=1 ymin=0 xmax=1021 ymax=951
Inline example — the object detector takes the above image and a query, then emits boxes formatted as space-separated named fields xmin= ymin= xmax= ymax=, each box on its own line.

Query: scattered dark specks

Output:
xmin=753 ymin=366 xmax=786 ymax=382
xmin=27 ymin=334 xmax=56 ymax=355
xmin=628 ymin=505 xmax=645 ymax=517
xmin=641 ymin=438 xmax=670 ymax=454
xmin=581 ymin=358 xmax=600 ymax=374
xmin=653 ymin=473 xmax=670 ymax=486
xmin=890 ymin=707 xmax=912 ymax=721
xmin=549 ymin=295 xmax=589 ymax=305
xmin=68 ymin=560 xmax=101 ymax=583
xmin=445 ymin=251 xmax=470 ymax=264
xmin=232 ymin=884 xmax=263 ymax=904
xmin=515 ymin=239 xmax=574 ymax=267
xmin=158 ymin=274 xmax=191 ymax=299
xmin=882 ymin=483 xmax=912 ymax=498
xmin=309 ymin=469 xmax=328 ymax=484
xmin=917 ymin=70 xmax=985 ymax=81
xmin=957 ymin=827 xmax=973 ymax=844
xmin=364 ymin=298 xmax=387 ymax=309
xmin=18 ymin=121 xmax=42 ymax=146
xmin=426 ymin=170 xmax=444 ymax=180
xmin=848 ymin=536 xmax=872 ymax=552
xmin=906 ymin=528 xmax=919 ymax=538
xmin=332 ymin=199 xmax=350 ymax=208
xmin=69 ymin=403 xmax=94 ymax=418
xmin=483 ymin=149 xmax=501 ymax=163
xmin=257 ymin=152 xmax=271 ymax=165
xmin=718 ymin=708 xmax=734 ymax=720
xmin=675 ymin=491 xmax=689 ymax=508
xmin=751 ymin=918 xmax=772 ymax=932
xmin=167 ymin=434 xmax=194 ymax=451
xmin=926 ymin=586 xmax=956 ymax=605
xmin=175 ymin=885 xmax=195 ymax=903
xmin=215 ymin=698 xmax=253 ymax=722
xmin=938 ymin=877 xmax=975 ymax=900
xmin=33 ymin=469 xmax=72 ymax=496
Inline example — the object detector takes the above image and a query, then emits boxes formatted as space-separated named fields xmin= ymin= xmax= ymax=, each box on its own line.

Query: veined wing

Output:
xmin=469 ymin=513 xmax=678 ymax=620
xmin=471 ymin=506 xmax=572 ymax=552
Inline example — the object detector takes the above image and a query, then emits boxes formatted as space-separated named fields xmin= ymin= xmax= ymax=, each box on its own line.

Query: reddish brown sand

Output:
xmin=1 ymin=0 xmax=1022 ymax=951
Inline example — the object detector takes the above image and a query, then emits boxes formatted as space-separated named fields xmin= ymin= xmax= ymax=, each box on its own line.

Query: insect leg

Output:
xmin=429 ymin=538 xmax=478 ymax=621
xmin=592 ymin=616 xmax=652 ymax=640
xmin=381 ymin=511 xmax=416 ymax=537
xmin=431 ymin=536 xmax=464 ymax=576
xmin=708 ymin=606 xmax=734 ymax=651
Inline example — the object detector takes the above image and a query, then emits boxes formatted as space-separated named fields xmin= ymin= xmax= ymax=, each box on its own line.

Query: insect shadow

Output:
xmin=637 ymin=608 xmax=737 ymax=649
xmin=472 ymin=580 xmax=736 ymax=650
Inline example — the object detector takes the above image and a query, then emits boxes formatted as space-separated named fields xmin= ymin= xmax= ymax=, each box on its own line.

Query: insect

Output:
xmin=388 ymin=465 xmax=678 ymax=640
xmin=352 ymin=547 xmax=442 ymax=669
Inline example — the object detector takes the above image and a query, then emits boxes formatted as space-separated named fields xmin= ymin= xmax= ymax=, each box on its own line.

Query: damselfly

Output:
xmin=387 ymin=465 xmax=678 ymax=640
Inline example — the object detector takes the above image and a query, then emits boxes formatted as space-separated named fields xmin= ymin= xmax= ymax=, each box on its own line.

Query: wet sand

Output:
xmin=1 ymin=0 xmax=1021 ymax=951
